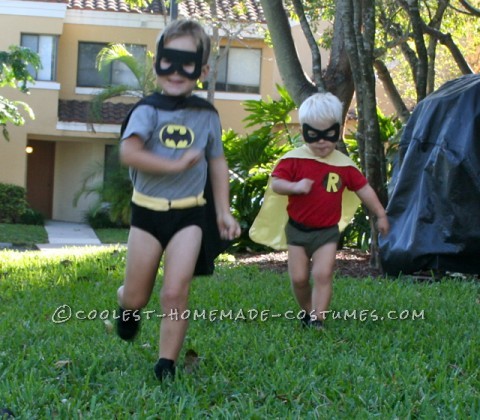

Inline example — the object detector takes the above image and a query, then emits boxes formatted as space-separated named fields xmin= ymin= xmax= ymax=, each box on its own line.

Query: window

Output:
xmin=21 ymin=34 xmax=58 ymax=81
xmin=77 ymin=42 xmax=146 ymax=88
xmin=204 ymin=47 xmax=261 ymax=94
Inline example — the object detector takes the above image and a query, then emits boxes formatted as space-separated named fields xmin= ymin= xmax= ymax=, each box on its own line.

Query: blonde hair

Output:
xmin=298 ymin=92 xmax=343 ymax=128
xmin=157 ymin=19 xmax=211 ymax=65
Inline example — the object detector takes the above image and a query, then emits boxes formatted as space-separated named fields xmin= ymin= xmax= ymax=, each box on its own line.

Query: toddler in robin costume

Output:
xmin=250 ymin=92 xmax=389 ymax=329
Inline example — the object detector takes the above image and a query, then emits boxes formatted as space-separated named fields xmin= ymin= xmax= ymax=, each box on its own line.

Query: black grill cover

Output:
xmin=379 ymin=74 xmax=480 ymax=276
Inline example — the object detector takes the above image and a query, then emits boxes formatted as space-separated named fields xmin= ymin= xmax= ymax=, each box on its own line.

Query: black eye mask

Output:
xmin=155 ymin=35 xmax=204 ymax=80
xmin=302 ymin=123 xmax=340 ymax=143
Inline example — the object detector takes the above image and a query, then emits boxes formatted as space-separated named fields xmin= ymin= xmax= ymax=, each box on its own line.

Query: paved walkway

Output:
xmin=36 ymin=220 xmax=103 ymax=251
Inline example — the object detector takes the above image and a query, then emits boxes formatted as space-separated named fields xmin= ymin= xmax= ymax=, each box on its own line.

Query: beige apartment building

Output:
xmin=1 ymin=0 xmax=319 ymax=222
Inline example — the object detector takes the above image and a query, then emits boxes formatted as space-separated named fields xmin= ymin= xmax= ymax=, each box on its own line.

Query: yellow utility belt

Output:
xmin=132 ymin=189 xmax=206 ymax=211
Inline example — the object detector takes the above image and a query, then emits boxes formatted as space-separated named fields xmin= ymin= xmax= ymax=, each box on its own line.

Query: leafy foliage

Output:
xmin=101 ymin=166 xmax=132 ymax=226
xmin=0 ymin=46 xmax=40 ymax=91
xmin=224 ymin=87 xmax=297 ymax=251
xmin=0 ymin=46 xmax=40 ymax=140
xmin=243 ymin=85 xmax=296 ymax=134
xmin=18 ymin=208 xmax=45 ymax=226
xmin=88 ymin=44 xmax=156 ymax=123
xmin=0 ymin=97 xmax=35 ymax=141
xmin=376 ymin=0 xmax=480 ymax=99
xmin=0 ymin=183 xmax=30 ymax=223
xmin=74 ymin=146 xmax=131 ymax=226
xmin=378 ymin=107 xmax=403 ymax=180
xmin=341 ymin=109 xmax=403 ymax=249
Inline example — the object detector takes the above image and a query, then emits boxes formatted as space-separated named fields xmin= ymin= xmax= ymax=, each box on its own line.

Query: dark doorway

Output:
xmin=26 ymin=140 xmax=55 ymax=218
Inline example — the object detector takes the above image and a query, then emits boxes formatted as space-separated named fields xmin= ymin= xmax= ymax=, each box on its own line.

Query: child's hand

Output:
xmin=377 ymin=215 xmax=390 ymax=236
xmin=178 ymin=149 xmax=204 ymax=171
xmin=217 ymin=213 xmax=241 ymax=241
xmin=293 ymin=178 xmax=314 ymax=195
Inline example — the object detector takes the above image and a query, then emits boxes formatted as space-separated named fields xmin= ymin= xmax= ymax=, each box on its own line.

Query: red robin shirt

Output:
xmin=272 ymin=158 xmax=368 ymax=228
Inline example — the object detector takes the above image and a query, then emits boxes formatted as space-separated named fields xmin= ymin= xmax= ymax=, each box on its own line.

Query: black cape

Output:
xmin=379 ymin=74 xmax=480 ymax=275
xmin=121 ymin=92 xmax=232 ymax=275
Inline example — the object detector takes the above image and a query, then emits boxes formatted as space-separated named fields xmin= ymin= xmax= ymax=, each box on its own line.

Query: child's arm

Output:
xmin=208 ymin=156 xmax=241 ymax=240
xmin=271 ymin=177 xmax=314 ymax=195
xmin=355 ymin=184 xmax=390 ymax=235
xmin=120 ymin=135 xmax=203 ymax=174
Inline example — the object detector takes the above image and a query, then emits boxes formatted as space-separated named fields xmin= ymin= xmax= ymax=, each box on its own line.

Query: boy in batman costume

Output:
xmin=250 ymin=93 xmax=389 ymax=329
xmin=116 ymin=19 xmax=240 ymax=382
xmin=120 ymin=92 xmax=230 ymax=277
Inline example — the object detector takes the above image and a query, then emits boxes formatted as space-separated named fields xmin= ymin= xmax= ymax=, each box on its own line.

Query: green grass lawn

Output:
xmin=93 ymin=228 xmax=129 ymax=244
xmin=0 ymin=247 xmax=479 ymax=418
xmin=0 ymin=223 xmax=48 ymax=246
xmin=0 ymin=223 xmax=129 ymax=246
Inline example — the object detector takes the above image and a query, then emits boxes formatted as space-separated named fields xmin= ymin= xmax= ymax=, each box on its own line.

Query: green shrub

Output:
xmin=18 ymin=208 xmax=44 ymax=225
xmin=0 ymin=183 xmax=29 ymax=223
xmin=85 ymin=205 xmax=127 ymax=229
xmin=75 ymin=149 xmax=132 ymax=227
xmin=224 ymin=86 xmax=297 ymax=251
xmin=341 ymin=108 xmax=403 ymax=248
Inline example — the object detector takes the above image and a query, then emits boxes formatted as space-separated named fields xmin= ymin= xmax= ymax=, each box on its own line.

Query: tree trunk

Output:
xmin=324 ymin=4 xmax=355 ymax=125
xmin=206 ymin=1 xmax=219 ymax=104
xmin=342 ymin=0 xmax=387 ymax=269
xmin=425 ymin=1 xmax=448 ymax=95
xmin=374 ymin=59 xmax=410 ymax=122
xmin=259 ymin=0 xmax=317 ymax=105
xmin=398 ymin=0 xmax=428 ymax=101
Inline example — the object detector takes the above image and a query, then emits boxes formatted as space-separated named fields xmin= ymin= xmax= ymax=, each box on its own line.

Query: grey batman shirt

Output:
xmin=121 ymin=103 xmax=224 ymax=200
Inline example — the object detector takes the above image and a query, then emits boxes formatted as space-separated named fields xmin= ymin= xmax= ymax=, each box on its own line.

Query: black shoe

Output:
xmin=308 ymin=319 xmax=324 ymax=330
xmin=300 ymin=311 xmax=311 ymax=328
xmin=116 ymin=307 xmax=141 ymax=341
xmin=154 ymin=358 xmax=176 ymax=382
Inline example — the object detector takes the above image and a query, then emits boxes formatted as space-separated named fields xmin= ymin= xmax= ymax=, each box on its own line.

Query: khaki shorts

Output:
xmin=285 ymin=219 xmax=340 ymax=258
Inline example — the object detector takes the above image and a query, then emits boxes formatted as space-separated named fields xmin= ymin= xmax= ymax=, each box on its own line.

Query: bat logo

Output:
xmin=159 ymin=124 xmax=195 ymax=149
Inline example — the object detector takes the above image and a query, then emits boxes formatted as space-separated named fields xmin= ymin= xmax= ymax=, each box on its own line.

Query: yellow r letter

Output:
xmin=326 ymin=173 xmax=340 ymax=192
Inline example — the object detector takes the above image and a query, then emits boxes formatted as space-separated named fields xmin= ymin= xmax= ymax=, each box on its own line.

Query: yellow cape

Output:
xmin=249 ymin=145 xmax=361 ymax=250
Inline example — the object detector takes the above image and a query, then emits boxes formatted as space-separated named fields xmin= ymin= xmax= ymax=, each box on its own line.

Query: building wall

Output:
xmin=53 ymin=141 xmax=106 ymax=222
xmin=0 ymin=8 xmax=65 ymax=188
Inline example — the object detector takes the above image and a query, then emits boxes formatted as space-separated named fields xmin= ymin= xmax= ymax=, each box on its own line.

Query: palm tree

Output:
xmin=88 ymin=44 xmax=156 ymax=124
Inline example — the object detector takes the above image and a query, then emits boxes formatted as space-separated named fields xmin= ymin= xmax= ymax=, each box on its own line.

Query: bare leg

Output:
xmin=116 ymin=227 xmax=162 ymax=340
xmin=310 ymin=242 xmax=337 ymax=321
xmin=158 ymin=225 xmax=202 ymax=362
xmin=117 ymin=227 xmax=162 ymax=310
xmin=287 ymin=245 xmax=312 ymax=314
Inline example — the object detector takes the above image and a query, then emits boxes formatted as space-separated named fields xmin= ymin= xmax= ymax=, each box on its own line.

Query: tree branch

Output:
xmin=422 ymin=24 xmax=474 ymax=75
xmin=291 ymin=0 xmax=325 ymax=90
xmin=399 ymin=0 xmax=429 ymax=101
xmin=459 ymin=0 xmax=480 ymax=16
xmin=374 ymin=59 xmax=410 ymax=122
